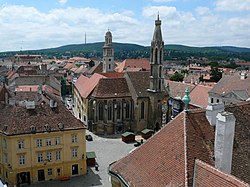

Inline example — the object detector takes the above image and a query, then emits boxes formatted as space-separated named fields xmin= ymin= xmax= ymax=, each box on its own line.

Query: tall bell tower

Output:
xmin=148 ymin=14 xmax=166 ymax=131
xmin=148 ymin=14 xmax=164 ymax=92
xmin=103 ymin=29 xmax=114 ymax=72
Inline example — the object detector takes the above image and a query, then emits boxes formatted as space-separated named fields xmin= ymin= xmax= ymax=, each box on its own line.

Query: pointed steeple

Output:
xmin=153 ymin=13 xmax=163 ymax=42
xmin=148 ymin=14 xmax=164 ymax=92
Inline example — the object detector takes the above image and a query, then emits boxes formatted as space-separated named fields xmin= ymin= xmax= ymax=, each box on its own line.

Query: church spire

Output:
xmin=148 ymin=14 xmax=164 ymax=92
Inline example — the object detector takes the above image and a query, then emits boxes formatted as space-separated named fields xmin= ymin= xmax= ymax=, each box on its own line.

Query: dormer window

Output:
xmin=44 ymin=124 xmax=51 ymax=132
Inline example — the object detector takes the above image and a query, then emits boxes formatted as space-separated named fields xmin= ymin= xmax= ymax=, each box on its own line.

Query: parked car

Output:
xmin=86 ymin=135 xmax=93 ymax=141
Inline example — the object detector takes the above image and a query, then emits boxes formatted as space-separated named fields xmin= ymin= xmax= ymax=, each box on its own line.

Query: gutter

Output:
xmin=108 ymin=162 xmax=130 ymax=187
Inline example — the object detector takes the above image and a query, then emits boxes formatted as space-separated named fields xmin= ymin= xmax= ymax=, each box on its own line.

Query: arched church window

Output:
xmin=98 ymin=102 xmax=104 ymax=120
xmin=125 ymin=102 xmax=130 ymax=118
xmin=108 ymin=103 xmax=112 ymax=121
xmin=155 ymin=48 xmax=158 ymax=64
xmin=117 ymin=102 xmax=121 ymax=120
xmin=158 ymin=80 xmax=161 ymax=90
xmin=159 ymin=66 xmax=162 ymax=78
xmin=160 ymin=49 xmax=162 ymax=64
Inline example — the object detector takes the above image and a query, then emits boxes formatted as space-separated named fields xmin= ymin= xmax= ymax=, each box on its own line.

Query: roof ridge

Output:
xmin=184 ymin=111 xmax=189 ymax=187
xmin=195 ymin=159 xmax=250 ymax=186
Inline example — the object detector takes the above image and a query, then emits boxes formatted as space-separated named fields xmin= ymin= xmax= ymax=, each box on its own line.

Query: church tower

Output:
xmin=103 ymin=29 xmax=114 ymax=72
xmin=147 ymin=14 xmax=166 ymax=131
xmin=148 ymin=14 xmax=164 ymax=92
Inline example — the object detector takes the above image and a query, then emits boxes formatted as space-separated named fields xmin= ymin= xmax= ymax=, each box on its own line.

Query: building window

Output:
xmin=56 ymin=151 xmax=61 ymax=160
xmin=159 ymin=80 xmax=161 ymax=90
xmin=55 ymin=137 xmax=60 ymax=145
xmin=125 ymin=102 xmax=130 ymax=118
xmin=47 ymin=152 xmax=52 ymax=161
xmin=37 ymin=153 xmax=43 ymax=162
xmin=46 ymin=138 xmax=52 ymax=146
xmin=155 ymin=48 xmax=158 ymax=64
xmin=48 ymin=168 xmax=52 ymax=176
xmin=117 ymin=103 xmax=121 ymax=120
xmin=141 ymin=102 xmax=145 ymax=119
xmin=4 ymin=153 xmax=7 ymax=164
xmin=18 ymin=140 xmax=24 ymax=149
xmin=3 ymin=139 xmax=7 ymax=149
xmin=72 ymin=134 xmax=77 ymax=143
xmin=159 ymin=66 xmax=162 ymax=78
xmin=19 ymin=155 xmax=25 ymax=165
xmin=108 ymin=103 xmax=112 ymax=121
xmin=217 ymin=99 xmax=219 ymax=103
xmin=72 ymin=148 xmax=78 ymax=158
xmin=98 ymin=102 xmax=104 ymax=120
xmin=211 ymin=98 xmax=214 ymax=103
xmin=37 ymin=139 xmax=42 ymax=147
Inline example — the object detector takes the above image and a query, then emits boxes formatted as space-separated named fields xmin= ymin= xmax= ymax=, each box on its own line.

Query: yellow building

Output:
xmin=0 ymin=97 xmax=87 ymax=186
xmin=73 ymin=73 xmax=105 ymax=125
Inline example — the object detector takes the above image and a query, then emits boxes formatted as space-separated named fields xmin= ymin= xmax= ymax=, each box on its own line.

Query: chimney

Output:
xmin=206 ymin=103 xmax=224 ymax=126
xmin=214 ymin=111 xmax=236 ymax=174
xmin=240 ymin=72 xmax=247 ymax=80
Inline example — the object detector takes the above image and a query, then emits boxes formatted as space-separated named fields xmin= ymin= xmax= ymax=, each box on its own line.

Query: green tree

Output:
xmin=170 ymin=72 xmax=184 ymax=82
xmin=210 ymin=67 xmax=222 ymax=82
xmin=61 ymin=77 xmax=67 ymax=97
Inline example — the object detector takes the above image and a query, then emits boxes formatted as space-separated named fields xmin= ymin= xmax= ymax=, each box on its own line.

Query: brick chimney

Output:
xmin=214 ymin=111 xmax=236 ymax=174
xmin=206 ymin=103 xmax=224 ymax=126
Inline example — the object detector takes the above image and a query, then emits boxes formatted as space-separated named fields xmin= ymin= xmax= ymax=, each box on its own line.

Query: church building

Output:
xmin=74 ymin=16 xmax=168 ymax=134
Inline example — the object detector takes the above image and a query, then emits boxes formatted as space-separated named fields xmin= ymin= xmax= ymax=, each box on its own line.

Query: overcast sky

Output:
xmin=0 ymin=0 xmax=250 ymax=52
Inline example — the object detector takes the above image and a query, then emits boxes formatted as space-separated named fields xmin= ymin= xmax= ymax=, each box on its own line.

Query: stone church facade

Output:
xmin=86 ymin=16 xmax=168 ymax=134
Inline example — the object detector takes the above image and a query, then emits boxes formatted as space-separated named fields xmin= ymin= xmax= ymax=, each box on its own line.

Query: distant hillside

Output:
xmin=1 ymin=42 xmax=250 ymax=61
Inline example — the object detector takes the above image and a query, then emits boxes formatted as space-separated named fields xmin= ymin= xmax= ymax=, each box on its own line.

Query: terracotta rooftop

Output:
xmin=92 ymin=78 xmax=131 ymax=99
xmin=110 ymin=110 xmax=215 ymax=187
xmin=194 ymin=160 xmax=249 ymax=187
xmin=15 ymin=85 xmax=45 ymax=92
xmin=110 ymin=102 xmax=250 ymax=186
xmin=209 ymin=75 xmax=250 ymax=95
xmin=126 ymin=71 xmax=150 ymax=98
xmin=88 ymin=61 xmax=103 ymax=75
xmin=115 ymin=59 xmax=150 ymax=73
xmin=189 ymin=84 xmax=213 ymax=108
xmin=98 ymin=72 xmax=125 ymax=78
xmin=167 ymin=80 xmax=196 ymax=98
xmin=75 ymin=73 xmax=105 ymax=98
xmin=0 ymin=103 xmax=85 ymax=136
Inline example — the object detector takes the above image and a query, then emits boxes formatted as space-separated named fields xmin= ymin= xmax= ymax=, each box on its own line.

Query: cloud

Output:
xmin=195 ymin=6 xmax=210 ymax=16
xmin=58 ymin=0 xmax=67 ymax=5
xmin=0 ymin=4 xmax=250 ymax=52
xmin=215 ymin=0 xmax=250 ymax=11
xmin=0 ymin=5 xmax=147 ymax=51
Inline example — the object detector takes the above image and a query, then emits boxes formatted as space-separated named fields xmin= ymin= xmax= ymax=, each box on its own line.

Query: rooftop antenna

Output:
xmin=85 ymin=32 xmax=86 ymax=45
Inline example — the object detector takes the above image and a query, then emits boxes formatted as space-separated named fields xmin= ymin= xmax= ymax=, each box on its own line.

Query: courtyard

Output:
xmin=26 ymin=131 xmax=136 ymax=187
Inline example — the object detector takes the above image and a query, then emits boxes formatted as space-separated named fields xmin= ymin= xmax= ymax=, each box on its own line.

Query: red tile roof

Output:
xmin=110 ymin=102 xmax=250 ymax=186
xmin=75 ymin=73 xmax=105 ymax=98
xmin=0 ymin=102 xmax=86 ymax=135
xmin=194 ymin=160 xmax=249 ymax=187
xmin=115 ymin=59 xmax=150 ymax=72
xmin=167 ymin=80 xmax=196 ymax=98
xmin=98 ymin=72 xmax=124 ymax=78
xmin=15 ymin=85 xmax=45 ymax=92
xmin=92 ymin=78 xmax=131 ymax=99
xmin=189 ymin=85 xmax=213 ymax=108
xmin=210 ymin=75 xmax=250 ymax=95
xmin=110 ymin=113 xmax=186 ymax=187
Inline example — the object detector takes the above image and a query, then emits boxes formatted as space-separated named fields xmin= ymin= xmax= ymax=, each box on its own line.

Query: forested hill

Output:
xmin=1 ymin=42 xmax=250 ymax=61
